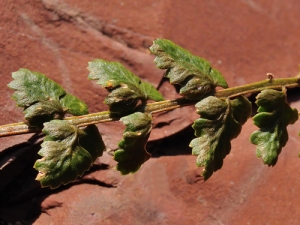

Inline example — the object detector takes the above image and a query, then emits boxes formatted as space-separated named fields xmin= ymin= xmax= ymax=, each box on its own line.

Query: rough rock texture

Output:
xmin=1 ymin=0 xmax=300 ymax=224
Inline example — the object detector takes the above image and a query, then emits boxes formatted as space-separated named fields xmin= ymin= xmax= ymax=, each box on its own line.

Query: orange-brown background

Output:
xmin=1 ymin=1 xmax=300 ymax=224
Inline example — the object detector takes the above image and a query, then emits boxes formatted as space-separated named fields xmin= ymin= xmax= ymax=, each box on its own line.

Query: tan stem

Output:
xmin=1 ymin=77 xmax=299 ymax=138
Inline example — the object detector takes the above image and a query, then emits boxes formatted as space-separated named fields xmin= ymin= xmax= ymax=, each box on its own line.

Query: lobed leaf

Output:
xmin=60 ymin=93 xmax=89 ymax=116
xmin=250 ymin=89 xmax=298 ymax=166
xmin=8 ymin=69 xmax=65 ymax=107
xmin=190 ymin=96 xmax=251 ymax=180
xmin=34 ymin=120 xmax=105 ymax=188
xmin=114 ymin=112 xmax=152 ymax=175
xmin=23 ymin=100 xmax=65 ymax=128
xmin=79 ymin=124 xmax=106 ymax=162
xmin=150 ymin=39 xmax=228 ymax=100
xmin=88 ymin=59 xmax=164 ymax=114
xmin=8 ymin=69 xmax=89 ymax=127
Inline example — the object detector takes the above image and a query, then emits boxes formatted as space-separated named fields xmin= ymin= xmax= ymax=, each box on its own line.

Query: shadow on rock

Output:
xmin=0 ymin=134 xmax=117 ymax=225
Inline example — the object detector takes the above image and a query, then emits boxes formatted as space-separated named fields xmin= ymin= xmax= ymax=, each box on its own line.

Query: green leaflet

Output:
xmin=34 ymin=120 xmax=105 ymax=188
xmin=250 ymin=89 xmax=298 ymax=166
xmin=60 ymin=93 xmax=89 ymax=116
xmin=8 ymin=69 xmax=88 ymax=127
xmin=88 ymin=59 xmax=164 ymax=114
xmin=79 ymin=124 xmax=106 ymax=161
xmin=190 ymin=96 xmax=251 ymax=180
xmin=23 ymin=100 xmax=64 ymax=128
xmin=114 ymin=112 xmax=152 ymax=175
xmin=150 ymin=39 xmax=228 ymax=100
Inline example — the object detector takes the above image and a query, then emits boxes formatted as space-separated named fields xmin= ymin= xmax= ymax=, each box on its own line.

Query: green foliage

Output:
xmin=114 ymin=112 xmax=152 ymax=175
xmin=250 ymin=89 xmax=298 ymax=166
xmin=88 ymin=59 xmax=164 ymax=114
xmin=34 ymin=120 xmax=105 ymax=188
xmin=3 ymin=38 xmax=300 ymax=188
xmin=190 ymin=96 xmax=251 ymax=180
xmin=8 ymin=69 xmax=88 ymax=127
xmin=150 ymin=38 xmax=228 ymax=100
xmin=79 ymin=124 xmax=106 ymax=161
xmin=60 ymin=93 xmax=89 ymax=116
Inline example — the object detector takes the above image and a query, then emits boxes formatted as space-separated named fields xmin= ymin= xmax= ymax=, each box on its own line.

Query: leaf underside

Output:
xmin=34 ymin=120 xmax=105 ymax=189
xmin=114 ymin=112 xmax=152 ymax=175
xmin=250 ymin=89 xmax=298 ymax=166
xmin=88 ymin=59 xmax=164 ymax=114
xmin=190 ymin=96 xmax=251 ymax=180
xmin=10 ymin=40 xmax=300 ymax=189
xmin=8 ymin=69 xmax=88 ymax=127
xmin=150 ymin=38 xmax=228 ymax=100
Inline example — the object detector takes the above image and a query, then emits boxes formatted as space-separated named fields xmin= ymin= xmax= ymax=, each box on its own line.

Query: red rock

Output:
xmin=1 ymin=0 xmax=300 ymax=224
xmin=31 ymin=113 xmax=300 ymax=225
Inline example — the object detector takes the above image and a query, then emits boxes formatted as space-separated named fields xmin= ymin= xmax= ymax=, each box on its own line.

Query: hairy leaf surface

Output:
xmin=8 ymin=69 xmax=88 ymax=127
xmin=88 ymin=59 xmax=164 ymax=114
xmin=114 ymin=112 xmax=152 ymax=175
xmin=250 ymin=89 xmax=298 ymax=166
xmin=190 ymin=96 xmax=251 ymax=180
xmin=34 ymin=120 xmax=105 ymax=188
xmin=60 ymin=93 xmax=89 ymax=116
xmin=150 ymin=39 xmax=228 ymax=100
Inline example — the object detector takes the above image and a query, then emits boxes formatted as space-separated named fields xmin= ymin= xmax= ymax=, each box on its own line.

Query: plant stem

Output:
xmin=0 ymin=122 xmax=39 ymax=137
xmin=215 ymin=77 xmax=300 ymax=98
xmin=1 ymin=77 xmax=299 ymax=138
